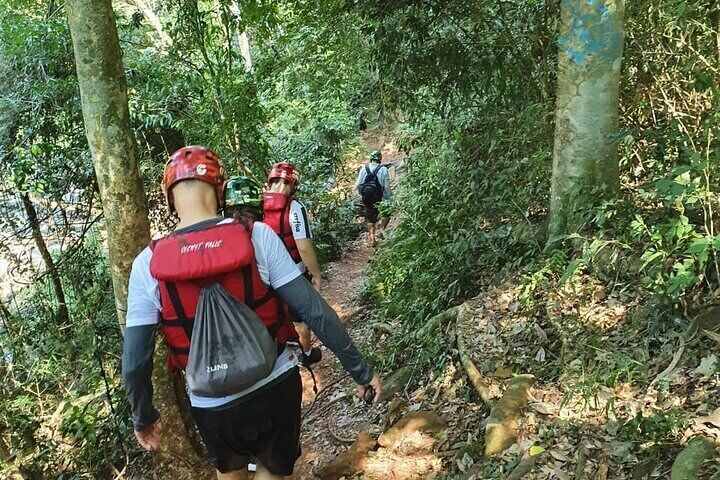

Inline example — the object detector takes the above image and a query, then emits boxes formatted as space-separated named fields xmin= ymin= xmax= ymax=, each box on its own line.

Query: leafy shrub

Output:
xmin=367 ymin=105 xmax=552 ymax=369
xmin=0 ymin=233 xmax=134 ymax=478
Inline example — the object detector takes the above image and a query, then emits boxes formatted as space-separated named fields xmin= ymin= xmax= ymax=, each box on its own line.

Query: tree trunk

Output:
xmin=20 ymin=193 xmax=69 ymax=324
xmin=238 ymin=32 xmax=252 ymax=71
xmin=230 ymin=1 xmax=253 ymax=71
xmin=66 ymin=1 xmax=209 ymax=475
xmin=65 ymin=0 xmax=151 ymax=331
xmin=547 ymin=0 xmax=625 ymax=243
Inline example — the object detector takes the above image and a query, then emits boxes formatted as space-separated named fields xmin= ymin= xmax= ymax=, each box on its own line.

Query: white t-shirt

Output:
xmin=288 ymin=200 xmax=311 ymax=273
xmin=289 ymin=200 xmax=312 ymax=240
xmin=126 ymin=219 xmax=301 ymax=409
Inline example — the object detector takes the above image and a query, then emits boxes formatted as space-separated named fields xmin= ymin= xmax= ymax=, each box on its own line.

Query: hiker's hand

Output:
xmin=311 ymin=275 xmax=322 ymax=292
xmin=135 ymin=419 xmax=163 ymax=451
xmin=357 ymin=374 xmax=382 ymax=405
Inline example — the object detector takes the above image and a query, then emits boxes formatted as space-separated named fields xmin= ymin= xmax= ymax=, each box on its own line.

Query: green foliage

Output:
xmin=621 ymin=409 xmax=687 ymax=444
xmin=0 ymin=2 xmax=90 ymax=196
xmin=364 ymin=0 xmax=557 ymax=369
xmin=0 ymin=233 xmax=133 ymax=477
xmin=366 ymin=0 xmax=719 ymax=380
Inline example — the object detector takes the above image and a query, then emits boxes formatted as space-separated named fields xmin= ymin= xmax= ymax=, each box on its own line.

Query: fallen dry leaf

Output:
xmin=693 ymin=354 xmax=718 ymax=378
xmin=529 ymin=402 xmax=556 ymax=416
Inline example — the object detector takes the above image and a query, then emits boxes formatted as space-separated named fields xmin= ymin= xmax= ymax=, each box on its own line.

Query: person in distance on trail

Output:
xmin=122 ymin=146 xmax=382 ymax=480
xmin=356 ymin=150 xmax=392 ymax=247
xmin=262 ymin=162 xmax=323 ymax=368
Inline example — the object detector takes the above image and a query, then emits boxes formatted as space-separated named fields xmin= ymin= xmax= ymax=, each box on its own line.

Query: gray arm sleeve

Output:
xmin=276 ymin=276 xmax=374 ymax=385
xmin=122 ymin=324 xmax=160 ymax=431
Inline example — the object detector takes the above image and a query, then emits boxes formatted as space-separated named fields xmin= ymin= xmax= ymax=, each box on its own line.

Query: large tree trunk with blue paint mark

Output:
xmin=548 ymin=0 xmax=625 ymax=243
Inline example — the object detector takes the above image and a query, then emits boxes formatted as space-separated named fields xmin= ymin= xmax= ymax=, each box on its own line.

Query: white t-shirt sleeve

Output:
xmin=126 ymin=247 xmax=161 ymax=327
xmin=252 ymin=222 xmax=302 ymax=289
xmin=289 ymin=200 xmax=312 ymax=240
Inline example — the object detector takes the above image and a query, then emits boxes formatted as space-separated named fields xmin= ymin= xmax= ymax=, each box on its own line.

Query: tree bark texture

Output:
xmin=20 ymin=193 xmax=69 ymax=324
xmin=548 ymin=0 xmax=625 ymax=241
xmin=65 ymin=0 xmax=151 ymax=330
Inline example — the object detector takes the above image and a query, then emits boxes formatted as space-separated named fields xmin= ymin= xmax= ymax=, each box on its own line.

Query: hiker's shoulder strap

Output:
xmin=365 ymin=164 xmax=372 ymax=175
xmin=371 ymin=164 xmax=382 ymax=175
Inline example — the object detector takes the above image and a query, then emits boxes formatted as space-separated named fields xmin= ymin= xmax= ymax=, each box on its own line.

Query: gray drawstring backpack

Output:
xmin=185 ymin=282 xmax=277 ymax=397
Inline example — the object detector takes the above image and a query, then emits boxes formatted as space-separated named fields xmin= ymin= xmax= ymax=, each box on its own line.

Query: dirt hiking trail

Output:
xmin=292 ymin=133 xmax=443 ymax=479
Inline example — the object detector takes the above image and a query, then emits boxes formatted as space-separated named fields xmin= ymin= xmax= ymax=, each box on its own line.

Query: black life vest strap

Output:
xmin=254 ymin=290 xmax=274 ymax=308
xmin=241 ymin=265 xmax=257 ymax=309
xmin=165 ymin=281 xmax=194 ymax=341
xmin=160 ymin=317 xmax=195 ymax=327
xmin=366 ymin=164 xmax=381 ymax=177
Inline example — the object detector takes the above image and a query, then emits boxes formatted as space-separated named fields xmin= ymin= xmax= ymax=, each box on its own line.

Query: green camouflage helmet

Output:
xmin=369 ymin=150 xmax=382 ymax=162
xmin=224 ymin=175 xmax=262 ymax=207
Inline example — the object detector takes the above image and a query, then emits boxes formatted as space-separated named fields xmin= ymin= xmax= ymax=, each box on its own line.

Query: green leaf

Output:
xmin=529 ymin=445 xmax=545 ymax=456
xmin=685 ymin=237 xmax=710 ymax=254
xmin=639 ymin=250 xmax=664 ymax=271
xmin=559 ymin=258 xmax=585 ymax=284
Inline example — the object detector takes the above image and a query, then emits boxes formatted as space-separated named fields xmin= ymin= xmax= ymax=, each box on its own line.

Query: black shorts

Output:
xmin=190 ymin=368 xmax=302 ymax=475
xmin=362 ymin=201 xmax=380 ymax=223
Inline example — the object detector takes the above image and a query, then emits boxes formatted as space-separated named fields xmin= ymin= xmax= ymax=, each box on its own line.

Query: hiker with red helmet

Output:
xmin=263 ymin=162 xmax=323 ymax=368
xmin=122 ymin=146 xmax=382 ymax=480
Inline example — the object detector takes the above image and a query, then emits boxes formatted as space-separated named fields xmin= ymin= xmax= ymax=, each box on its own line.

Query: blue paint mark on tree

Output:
xmin=558 ymin=0 xmax=623 ymax=65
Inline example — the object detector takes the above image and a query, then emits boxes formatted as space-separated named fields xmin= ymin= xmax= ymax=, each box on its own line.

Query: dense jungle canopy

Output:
xmin=0 ymin=0 xmax=719 ymax=478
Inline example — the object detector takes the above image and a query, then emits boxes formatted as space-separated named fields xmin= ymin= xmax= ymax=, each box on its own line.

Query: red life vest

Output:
xmin=148 ymin=220 xmax=297 ymax=372
xmin=262 ymin=192 xmax=301 ymax=263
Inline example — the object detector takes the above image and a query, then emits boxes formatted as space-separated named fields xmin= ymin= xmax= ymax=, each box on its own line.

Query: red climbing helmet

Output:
xmin=163 ymin=146 xmax=225 ymax=213
xmin=267 ymin=162 xmax=300 ymax=188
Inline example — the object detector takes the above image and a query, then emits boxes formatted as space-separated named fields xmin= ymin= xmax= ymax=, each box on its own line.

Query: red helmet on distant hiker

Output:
xmin=163 ymin=146 xmax=225 ymax=213
xmin=267 ymin=162 xmax=300 ymax=189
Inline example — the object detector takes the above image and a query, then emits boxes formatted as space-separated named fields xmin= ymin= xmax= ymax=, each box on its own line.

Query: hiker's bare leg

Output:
xmin=368 ymin=222 xmax=376 ymax=247
xmin=255 ymin=459 xmax=289 ymax=480
xmin=217 ymin=468 xmax=248 ymax=480
xmin=294 ymin=321 xmax=312 ymax=352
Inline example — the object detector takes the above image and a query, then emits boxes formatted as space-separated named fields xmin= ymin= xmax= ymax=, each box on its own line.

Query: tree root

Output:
xmin=424 ymin=297 xmax=537 ymax=458
xmin=342 ymin=305 xmax=368 ymax=323
xmin=484 ymin=374 xmax=536 ymax=457
xmin=670 ymin=436 xmax=715 ymax=480
xmin=454 ymin=303 xmax=493 ymax=405
xmin=415 ymin=305 xmax=461 ymax=340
